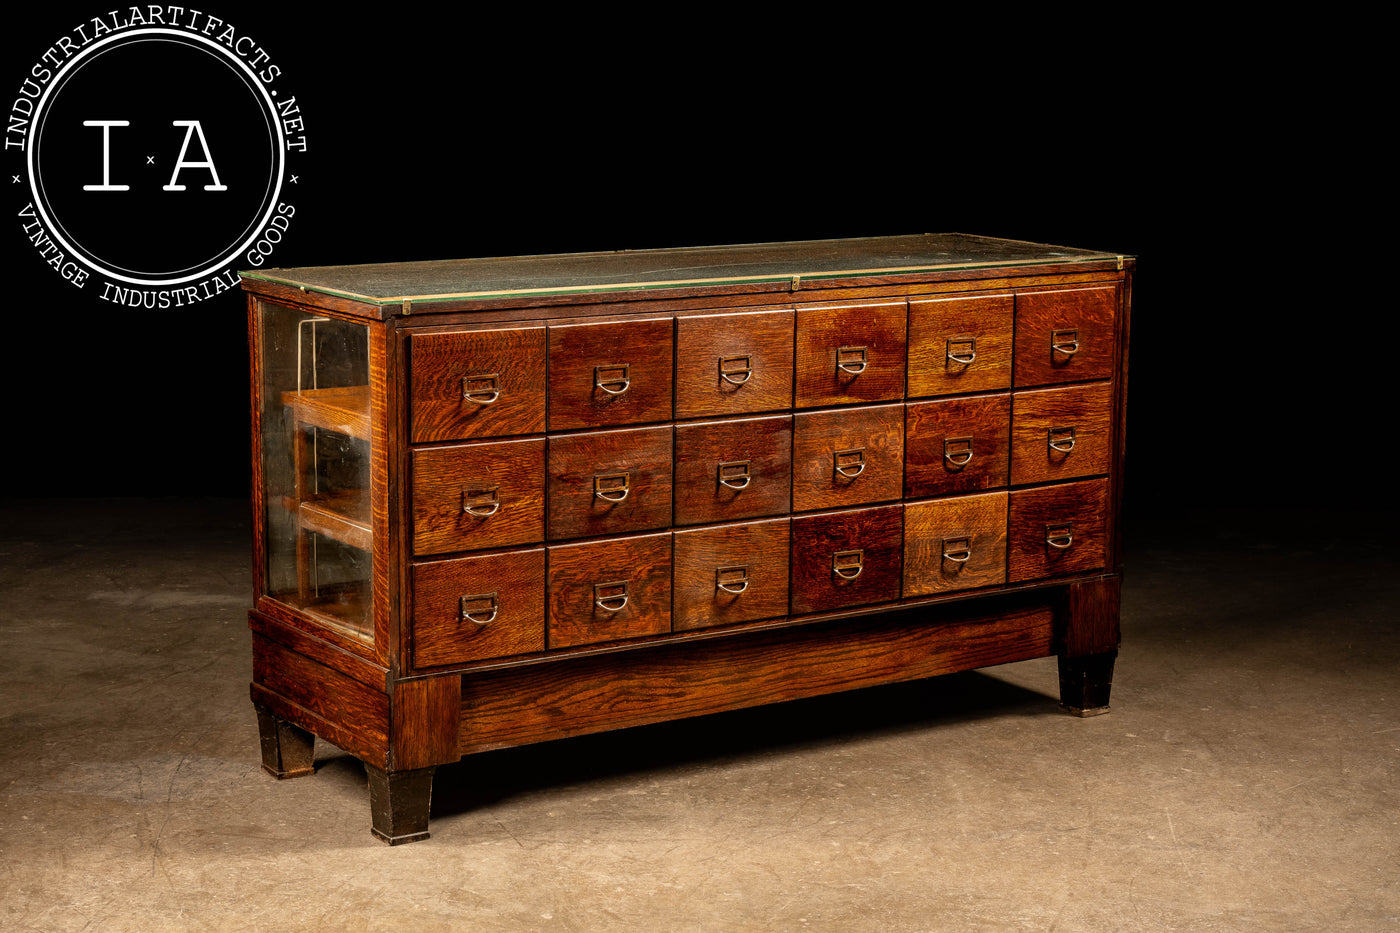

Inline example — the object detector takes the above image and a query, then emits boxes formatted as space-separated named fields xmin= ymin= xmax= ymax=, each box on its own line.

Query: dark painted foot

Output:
xmin=366 ymin=765 xmax=436 ymax=845
xmin=1058 ymin=651 xmax=1117 ymax=716
xmin=255 ymin=705 xmax=316 ymax=778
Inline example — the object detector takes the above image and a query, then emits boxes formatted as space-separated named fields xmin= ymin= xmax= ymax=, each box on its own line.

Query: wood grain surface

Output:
xmin=409 ymin=325 xmax=547 ymax=443
xmin=904 ymin=394 xmax=1011 ymax=497
xmin=674 ymin=415 xmax=792 ymax=526
xmin=907 ymin=292 xmax=1013 ymax=398
xmin=675 ymin=308 xmax=794 ymax=418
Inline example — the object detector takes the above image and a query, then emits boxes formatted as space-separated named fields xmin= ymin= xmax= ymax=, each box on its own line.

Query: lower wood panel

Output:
xmin=251 ymin=633 xmax=389 ymax=767
xmin=458 ymin=602 xmax=1055 ymax=753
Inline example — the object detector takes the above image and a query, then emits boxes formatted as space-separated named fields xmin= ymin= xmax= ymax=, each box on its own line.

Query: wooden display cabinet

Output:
xmin=243 ymin=233 xmax=1134 ymax=843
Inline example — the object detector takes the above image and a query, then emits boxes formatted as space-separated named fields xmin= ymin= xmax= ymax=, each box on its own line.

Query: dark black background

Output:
xmin=4 ymin=8 xmax=1381 ymax=528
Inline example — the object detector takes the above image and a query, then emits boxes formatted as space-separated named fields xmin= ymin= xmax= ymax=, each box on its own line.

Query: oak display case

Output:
xmin=243 ymin=233 xmax=1134 ymax=843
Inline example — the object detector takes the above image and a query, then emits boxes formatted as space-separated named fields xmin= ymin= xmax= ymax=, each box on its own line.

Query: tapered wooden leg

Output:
xmin=255 ymin=705 xmax=316 ymax=778
xmin=366 ymin=765 xmax=435 ymax=845
xmin=1058 ymin=651 xmax=1117 ymax=716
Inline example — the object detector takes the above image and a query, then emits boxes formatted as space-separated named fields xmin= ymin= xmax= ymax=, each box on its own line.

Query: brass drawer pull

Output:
xmin=719 ymin=355 xmax=753 ymax=385
xmin=461 ymin=485 xmax=500 ymax=517
xmin=836 ymin=345 xmax=868 ymax=375
xmin=1045 ymin=522 xmax=1074 ymax=549
xmin=941 ymin=536 xmax=972 ymax=563
xmin=459 ymin=592 xmax=498 ymax=626
xmin=943 ymin=436 xmax=973 ymax=469
xmin=594 ymin=363 xmax=631 ymax=395
xmin=832 ymin=549 xmax=864 ymax=580
xmin=718 ymin=459 xmax=751 ymax=490
xmin=1051 ymin=328 xmax=1079 ymax=357
xmin=594 ymin=581 xmax=629 ymax=612
xmin=593 ymin=472 xmax=630 ymax=502
xmin=461 ymin=372 xmax=501 ymax=405
xmin=834 ymin=447 xmax=866 ymax=479
xmin=1048 ymin=426 xmax=1076 ymax=453
xmin=946 ymin=337 xmax=977 ymax=366
xmin=716 ymin=565 xmax=750 ymax=594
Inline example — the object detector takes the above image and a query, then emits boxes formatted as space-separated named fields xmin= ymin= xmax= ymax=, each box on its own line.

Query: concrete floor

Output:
xmin=0 ymin=499 xmax=1395 ymax=932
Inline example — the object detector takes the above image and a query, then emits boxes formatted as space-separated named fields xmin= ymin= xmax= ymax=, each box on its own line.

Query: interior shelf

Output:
xmin=280 ymin=386 xmax=372 ymax=441
xmin=280 ymin=491 xmax=371 ymax=552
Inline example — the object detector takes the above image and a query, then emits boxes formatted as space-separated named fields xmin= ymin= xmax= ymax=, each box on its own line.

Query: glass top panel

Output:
xmin=242 ymin=233 xmax=1127 ymax=304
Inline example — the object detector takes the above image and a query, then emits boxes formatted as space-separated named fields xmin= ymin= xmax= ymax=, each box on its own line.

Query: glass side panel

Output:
xmin=258 ymin=301 xmax=372 ymax=642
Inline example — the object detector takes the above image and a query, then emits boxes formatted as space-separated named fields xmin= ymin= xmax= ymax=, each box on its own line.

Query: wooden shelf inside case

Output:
xmin=279 ymin=386 xmax=372 ymax=441
xmin=280 ymin=490 xmax=372 ymax=552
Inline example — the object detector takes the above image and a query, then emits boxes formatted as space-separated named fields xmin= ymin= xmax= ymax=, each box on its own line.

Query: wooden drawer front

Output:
xmin=548 ymin=533 xmax=672 ymax=648
xmin=792 ymin=404 xmax=904 ymax=512
xmin=1009 ymin=382 xmax=1113 ymax=485
xmin=411 ymin=438 xmax=545 ymax=556
xmin=674 ymin=415 xmax=792 ymax=527
xmin=675 ymin=309 xmax=794 ymax=418
xmin=904 ymin=395 xmax=1010 ymax=498
xmin=409 ymin=326 xmax=547 ymax=444
xmin=547 ymin=426 xmax=673 ymax=540
xmin=1007 ymin=478 xmax=1109 ymax=582
xmin=547 ymin=317 xmax=674 ymax=430
xmin=907 ymin=293 xmax=1013 ymax=398
xmin=790 ymin=505 xmax=903 ymax=614
xmin=794 ymin=301 xmax=907 ymax=407
xmin=411 ymin=548 xmax=545 ymax=668
xmin=1013 ymin=285 xmax=1117 ymax=387
xmin=903 ymin=492 xmax=1008 ymax=598
xmin=673 ymin=518 xmax=791 ymax=631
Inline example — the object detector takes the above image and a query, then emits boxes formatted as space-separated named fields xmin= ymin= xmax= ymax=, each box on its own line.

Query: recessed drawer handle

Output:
xmin=716 ymin=565 xmax=749 ymax=594
xmin=834 ymin=447 xmax=866 ymax=479
xmin=461 ymin=485 xmax=500 ymax=517
xmin=593 ymin=472 xmax=630 ymax=502
xmin=459 ymin=592 xmax=498 ymax=626
xmin=941 ymin=536 xmax=972 ymax=563
xmin=1048 ymin=426 xmax=1077 ymax=453
xmin=946 ymin=338 xmax=977 ymax=366
xmin=836 ymin=345 xmax=868 ymax=375
xmin=832 ymin=549 xmax=864 ymax=580
xmin=1045 ymin=522 xmax=1074 ymax=549
xmin=594 ymin=581 xmax=629 ymax=612
xmin=594 ymin=363 xmax=631 ymax=395
xmin=1051 ymin=328 xmax=1080 ymax=357
xmin=717 ymin=459 xmax=751 ymax=490
xmin=461 ymin=372 xmax=501 ymax=405
xmin=719 ymin=355 xmax=753 ymax=385
xmin=943 ymin=436 xmax=974 ymax=468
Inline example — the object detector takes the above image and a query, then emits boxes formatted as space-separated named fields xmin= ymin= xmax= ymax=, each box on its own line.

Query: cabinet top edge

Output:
xmin=240 ymin=233 xmax=1134 ymax=308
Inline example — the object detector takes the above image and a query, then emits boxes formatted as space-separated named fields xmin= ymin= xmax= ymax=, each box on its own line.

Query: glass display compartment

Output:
xmin=256 ymin=302 xmax=372 ymax=641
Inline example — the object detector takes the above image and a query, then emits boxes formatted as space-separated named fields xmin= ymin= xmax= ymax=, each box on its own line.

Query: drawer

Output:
xmin=673 ymin=518 xmax=791 ymax=631
xmin=411 ymin=437 xmax=545 ymax=556
xmin=675 ymin=309 xmax=794 ymax=418
xmin=792 ymin=404 xmax=904 ymax=512
xmin=410 ymin=548 xmax=546 ymax=668
xmin=409 ymin=326 xmax=547 ymax=444
xmin=1009 ymin=382 xmax=1113 ymax=485
xmin=790 ymin=505 xmax=902 ymax=614
xmin=1007 ymin=478 xmax=1110 ymax=582
xmin=906 ymin=293 xmax=1013 ymax=398
xmin=904 ymin=394 xmax=1010 ymax=498
xmin=547 ymin=317 xmax=674 ymax=430
xmin=547 ymin=425 xmax=673 ymax=540
xmin=1013 ymin=285 xmax=1117 ymax=387
xmin=674 ymin=415 xmax=792 ymax=526
xmin=794 ymin=300 xmax=907 ymax=407
xmin=548 ymin=532 xmax=672 ymax=648
xmin=903 ymin=492 xmax=1008 ymax=597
